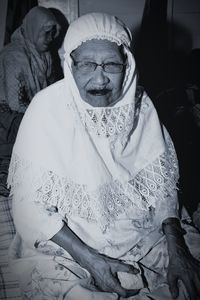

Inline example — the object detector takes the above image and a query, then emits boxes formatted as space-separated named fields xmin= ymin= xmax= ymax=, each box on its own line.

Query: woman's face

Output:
xmin=71 ymin=39 xmax=126 ymax=107
xmin=35 ymin=24 xmax=57 ymax=53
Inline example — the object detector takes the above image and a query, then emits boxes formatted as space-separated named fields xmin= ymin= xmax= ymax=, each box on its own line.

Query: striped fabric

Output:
xmin=0 ymin=195 xmax=22 ymax=299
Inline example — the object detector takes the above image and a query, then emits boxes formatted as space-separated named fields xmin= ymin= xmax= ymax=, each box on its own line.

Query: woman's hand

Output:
xmin=167 ymin=246 xmax=200 ymax=299
xmin=162 ymin=217 xmax=200 ymax=300
xmin=81 ymin=247 xmax=140 ymax=297
xmin=52 ymin=224 xmax=140 ymax=297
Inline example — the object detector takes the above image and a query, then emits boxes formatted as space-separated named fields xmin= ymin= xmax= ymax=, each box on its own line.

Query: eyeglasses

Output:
xmin=71 ymin=56 xmax=126 ymax=74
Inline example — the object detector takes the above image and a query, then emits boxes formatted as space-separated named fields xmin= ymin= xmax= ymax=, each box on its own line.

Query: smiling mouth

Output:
xmin=88 ymin=89 xmax=111 ymax=96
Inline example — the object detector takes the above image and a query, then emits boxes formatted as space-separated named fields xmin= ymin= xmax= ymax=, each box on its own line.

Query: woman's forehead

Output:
xmin=72 ymin=39 xmax=123 ymax=59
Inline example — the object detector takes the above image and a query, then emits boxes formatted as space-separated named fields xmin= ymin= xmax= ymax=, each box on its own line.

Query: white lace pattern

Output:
xmin=85 ymin=103 xmax=135 ymax=138
xmin=78 ymin=87 xmax=145 ymax=140
xmin=8 ymin=136 xmax=178 ymax=232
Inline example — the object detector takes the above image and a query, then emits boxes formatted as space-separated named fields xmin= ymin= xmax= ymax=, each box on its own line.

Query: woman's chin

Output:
xmin=84 ymin=94 xmax=111 ymax=107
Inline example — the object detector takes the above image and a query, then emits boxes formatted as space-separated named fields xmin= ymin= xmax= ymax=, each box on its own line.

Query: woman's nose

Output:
xmin=93 ymin=67 xmax=109 ymax=85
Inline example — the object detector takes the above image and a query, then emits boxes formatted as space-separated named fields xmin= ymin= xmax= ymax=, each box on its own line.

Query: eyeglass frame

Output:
xmin=70 ymin=54 xmax=127 ymax=74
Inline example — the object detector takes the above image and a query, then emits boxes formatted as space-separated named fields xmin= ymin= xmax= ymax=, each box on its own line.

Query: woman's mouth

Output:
xmin=88 ymin=89 xmax=111 ymax=96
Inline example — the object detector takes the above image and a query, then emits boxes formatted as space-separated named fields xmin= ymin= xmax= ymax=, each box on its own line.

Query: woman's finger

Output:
xmin=95 ymin=274 xmax=126 ymax=297
xmin=112 ymin=261 xmax=139 ymax=275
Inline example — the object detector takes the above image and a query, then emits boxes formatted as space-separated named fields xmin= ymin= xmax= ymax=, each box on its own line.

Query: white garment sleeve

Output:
xmin=155 ymin=128 xmax=180 ymax=223
xmin=156 ymin=193 xmax=179 ymax=224
xmin=12 ymin=191 xmax=64 ymax=249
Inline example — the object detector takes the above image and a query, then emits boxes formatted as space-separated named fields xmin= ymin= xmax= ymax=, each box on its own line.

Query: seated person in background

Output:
xmin=0 ymin=6 xmax=60 ymax=196
xmin=155 ymin=48 xmax=200 ymax=220
xmin=185 ymin=48 xmax=200 ymax=129
xmin=8 ymin=13 xmax=200 ymax=299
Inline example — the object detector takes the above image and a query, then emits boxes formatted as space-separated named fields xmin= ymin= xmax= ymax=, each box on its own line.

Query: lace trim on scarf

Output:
xmin=85 ymin=103 xmax=135 ymax=138
xmin=8 ymin=137 xmax=178 ymax=232
xmin=81 ymin=87 xmax=144 ymax=139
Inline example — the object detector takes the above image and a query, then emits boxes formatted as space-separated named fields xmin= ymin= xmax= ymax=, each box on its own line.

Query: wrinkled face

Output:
xmin=35 ymin=24 xmax=57 ymax=52
xmin=71 ymin=39 xmax=126 ymax=107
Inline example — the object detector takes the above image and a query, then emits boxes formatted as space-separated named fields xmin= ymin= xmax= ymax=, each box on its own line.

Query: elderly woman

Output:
xmin=0 ymin=6 xmax=60 ymax=112
xmin=8 ymin=13 xmax=200 ymax=299
xmin=0 ymin=6 xmax=60 ymax=196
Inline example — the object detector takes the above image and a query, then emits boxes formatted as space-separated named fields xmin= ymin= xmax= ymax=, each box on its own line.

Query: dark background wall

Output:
xmin=79 ymin=0 xmax=200 ymax=52
xmin=79 ymin=0 xmax=145 ymax=34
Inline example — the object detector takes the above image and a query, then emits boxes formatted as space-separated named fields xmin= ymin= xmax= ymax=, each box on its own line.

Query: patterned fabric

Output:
xmin=8 ymin=138 xmax=178 ymax=233
xmin=0 ymin=109 xmax=23 ymax=197
xmin=0 ymin=196 xmax=22 ymax=299
xmin=84 ymin=102 xmax=135 ymax=138
xmin=0 ymin=158 xmax=10 ymax=197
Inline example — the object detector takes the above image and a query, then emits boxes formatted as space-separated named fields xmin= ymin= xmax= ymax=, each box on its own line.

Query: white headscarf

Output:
xmin=62 ymin=12 xmax=168 ymax=183
xmin=8 ymin=13 xmax=178 ymax=231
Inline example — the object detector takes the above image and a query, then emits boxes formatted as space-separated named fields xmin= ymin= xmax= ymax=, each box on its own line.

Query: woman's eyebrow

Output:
xmin=103 ymin=56 xmax=124 ymax=61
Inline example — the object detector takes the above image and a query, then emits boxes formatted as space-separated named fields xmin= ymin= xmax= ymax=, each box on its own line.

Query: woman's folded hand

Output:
xmin=167 ymin=245 xmax=200 ymax=300
xmin=80 ymin=247 xmax=140 ymax=297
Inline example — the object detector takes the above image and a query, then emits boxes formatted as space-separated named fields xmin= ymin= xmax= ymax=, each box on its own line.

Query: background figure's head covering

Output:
xmin=12 ymin=6 xmax=60 ymax=47
xmin=9 ymin=13 xmax=178 ymax=231
xmin=21 ymin=6 xmax=60 ymax=45
xmin=8 ymin=7 xmax=60 ymax=98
